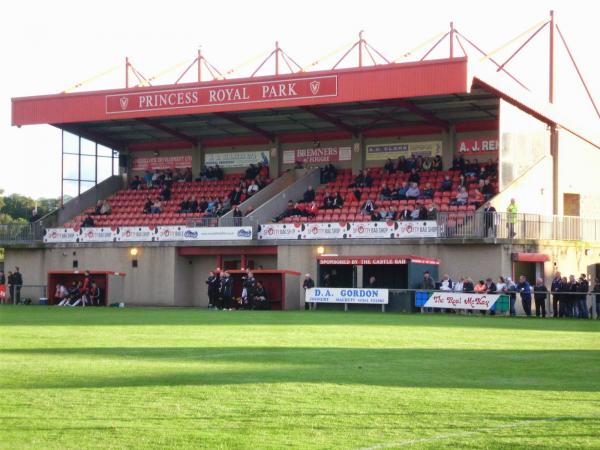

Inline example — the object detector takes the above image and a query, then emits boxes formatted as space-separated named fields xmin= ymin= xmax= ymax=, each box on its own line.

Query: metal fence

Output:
xmin=437 ymin=211 xmax=600 ymax=241
xmin=0 ymin=222 xmax=44 ymax=243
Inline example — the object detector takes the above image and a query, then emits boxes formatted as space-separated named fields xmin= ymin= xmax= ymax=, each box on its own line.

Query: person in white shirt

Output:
xmin=247 ymin=181 xmax=259 ymax=197
xmin=55 ymin=283 xmax=69 ymax=306
xmin=440 ymin=274 xmax=453 ymax=291
xmin=453 ymin=277 xmax=464 ymax=292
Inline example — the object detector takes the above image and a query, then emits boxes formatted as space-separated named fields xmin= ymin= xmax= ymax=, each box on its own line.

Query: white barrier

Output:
xmin=43 ymin=226 xmax=253 ymax=243
xmin=258 ymin=221 xmax=438 ymax=240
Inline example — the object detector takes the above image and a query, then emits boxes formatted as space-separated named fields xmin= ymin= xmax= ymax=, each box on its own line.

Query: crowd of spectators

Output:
xmin=414 ymin=270 xmax=600 ymax=318
xmin=129 ymin=163 xmax=267 ymax=219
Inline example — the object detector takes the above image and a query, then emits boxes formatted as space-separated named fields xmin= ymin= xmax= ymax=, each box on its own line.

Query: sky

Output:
xmin=1 ymin=0 xmax=599 ymax=199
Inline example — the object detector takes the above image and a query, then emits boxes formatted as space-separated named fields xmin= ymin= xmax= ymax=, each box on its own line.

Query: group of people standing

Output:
xmin=0 ymin=267 xmax=23 ymax=304
xmin=206 ymin=269 xmax=269 ymax=311
xmin=54 ymin=271 xmax=103 ymax=307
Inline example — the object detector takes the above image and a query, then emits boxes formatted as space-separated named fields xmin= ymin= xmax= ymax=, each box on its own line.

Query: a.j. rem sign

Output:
xmin=106 ymin=75 xmax=338 ymax=114
xmin=306 ymin=287 xmax=389 ymax=304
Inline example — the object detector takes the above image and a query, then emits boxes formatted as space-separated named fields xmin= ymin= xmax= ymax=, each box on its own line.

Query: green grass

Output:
xmin=0 ymin=307 xmax=599 ymax=449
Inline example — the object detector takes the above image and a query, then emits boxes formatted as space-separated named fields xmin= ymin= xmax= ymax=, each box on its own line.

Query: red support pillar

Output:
xmin=216 ymin=255 xmax=223 ymax=271
xmin=241 ymin=254 xmax=248 ymax=270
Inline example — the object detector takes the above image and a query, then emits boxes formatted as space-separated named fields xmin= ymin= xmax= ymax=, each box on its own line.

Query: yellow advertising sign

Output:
xmin=366 ymin=141 xmax=442 ymax=160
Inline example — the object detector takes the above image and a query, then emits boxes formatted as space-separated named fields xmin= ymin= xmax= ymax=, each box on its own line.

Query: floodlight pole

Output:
xmin=549 ymin=10 xmax=555 ymax=104
xmin=275 ymin=41 xmax=280 ymax=76
xmin=449 ymin=22 xmax=454 ymax=58
xmin=548 ymin=10 xmax=559 ymax=215
xmin=198 ymin=47 xmax=202 ymax=82
xmin=125 ymin=57 xmax=129 ymax=88
xmin=358 ymin=31 xmax=364 ymax=67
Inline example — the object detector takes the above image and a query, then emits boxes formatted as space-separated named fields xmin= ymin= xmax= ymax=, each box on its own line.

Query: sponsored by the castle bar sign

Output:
xmin=106 ymin=75 xmax=338 ymax=114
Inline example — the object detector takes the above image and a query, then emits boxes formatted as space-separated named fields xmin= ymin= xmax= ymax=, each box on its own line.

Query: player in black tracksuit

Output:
xmin=219 ymin=272 xmax=234 ymax=310
xmin=206 ymin=271 xmax=220 ymax=309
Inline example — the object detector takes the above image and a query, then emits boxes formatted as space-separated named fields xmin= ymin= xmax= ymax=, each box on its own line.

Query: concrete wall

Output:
xmin=6 ymin=239 xmax=600 ymax=313
xmin=490 ymin=156 xmax=553 ymax=215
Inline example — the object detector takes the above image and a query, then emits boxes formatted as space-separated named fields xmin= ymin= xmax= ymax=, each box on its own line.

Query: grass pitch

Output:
xmin=0 ymin=307 xmax=599 ymax=449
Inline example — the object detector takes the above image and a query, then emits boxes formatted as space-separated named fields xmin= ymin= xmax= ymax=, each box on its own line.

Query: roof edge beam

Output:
xmin=215 ymin=112 xmax=276 ymax=142
xmin=136 ymin=118 xmax=198 ymax=145
xmin=395 ymin=100 xmax=450 ymax=130
xmin=301 ymin=106 xmax=358 ymax=137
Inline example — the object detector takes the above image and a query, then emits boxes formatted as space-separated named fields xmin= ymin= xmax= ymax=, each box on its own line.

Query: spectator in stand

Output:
xmin=232 ymin=205 xmax=244 ymax=226
xmin=379 ymin=183 xmax=392 ymax=201
xmin=422 ymin=183 xmax=434 ymax=199
xmin=593 ymin=277 xmax=600 ymax=319
xmin=229 ymin=186 xmax=243 ymax=206
xmin=471 ymin=188 xmax=484 ymax=208
xmin=370 ymin=208 xmax=383 ymax=222
xmin=159 ymin=184 xmax=171 ymax=201
xmin=421 ymin=157 xmax=433 ymax=171
xmin=219 ymin=271 xmax=234 ymax=310
xmin=517 ymin=275 xmax=532 ymax=316
xmin=321 ymin=164 xmax=337 ymax=183
xmin=274 ymin=201 xmax=300 ymax=222
xmin=550 ymin=271 xmax=563 ymax=318
xmin=305 ymin=201 xmax=318 ymax=218
xmin=361 ymin=199 xmax=376 ymax=215
xmin=440 ymin=175 xmax=452 ymax=192
xmin=247 ymin=180 xmax=259 ymax=197
xmin=399 ymin=206 xmax=411 ymax=221
xmin=332 ymin=192 xmax=344 ymax=209
xmin=322 ymin=191 xmax=335 ymax=210
xmin=410 ymin=205 xmax=421 ymax=221
xmin=427 ymin=203 xmax=438 ymax=220
xmin=302 ymin=186 xmax=315 ymax=203
xmin=577 ymin=274 xmax=589 ymax=319
xmin=477 ymin=166 xmax=488 ymax=181
xmin=245 ymin=164 xmax=258 ymax=180
xmin=533 ymin=278 xmax=548 ymax=318
xmin=482 ymin=179 xmax=496 ymax=200
xmin=99 ymin=200 xmax=112 ymax=215
xmin=393 ymin=182 xmax=409 ymax=200
xmin=452 ymin=187 xmax=469 ymax=206
xmin=179 ymin=197 xmax=191 ymax=213
xmin=150 ymin=199 xmax=162 ymax=214
xmin=485 ymin=278 xmax=498 ymax=315
xmin=364 ymin=170 xmax=374 ymax=188
xmin=432 ymin=155 xmax=443 ymax=171
xmin=496 ymin=276 xmax=506 ymax=294
xmin=408 ymin=168 xmax=420 ymax=185
xmin=144 ymin=171 xmax=153 ymax=187
xmin=214 ymin=165 xmax=224 ymax=181
xmin=507 ymin=198 xmax=518 ymax=238
xmin=143 ymin=197 xmax=153 ymax=214
xmin=483 ymin=201 xmax=496 ymax=237
xmin=383 ymin=158 xmax=396 ymax=174
xmin=81 ymin=215 xmax=95 ymax=227
xmin=457 ymin=174 xmax=466 ymax=190
xmin=258 ymin=162 xmax=269 ymax=178
xmin=94 ymin=199 xmax=103 ymax=215
xmin=388 ymin=205 xmax=398 ymax=220
xmin=221 ymin=195 xmax=232 ymax=213
xmin=452 ymin=155 xmax=466 ymax=171
xmin=188 ymin=196 xmax=199 ymax=213
xmin=418 ymin=203 xmax=428 ymax=220
xmin=406 ymin=182 xmax=420 ymax=199
xmin=379 ymin=206 xmax=390 ymax=220
xmin=130 ymin=175 xmax=142 ymax=190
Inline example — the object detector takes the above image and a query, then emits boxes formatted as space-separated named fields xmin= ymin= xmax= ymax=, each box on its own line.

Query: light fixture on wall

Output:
xmin=130 ymin=248 xmax=138 ymax=257
xmin=316 ymin=246 xmax=325 ymax=255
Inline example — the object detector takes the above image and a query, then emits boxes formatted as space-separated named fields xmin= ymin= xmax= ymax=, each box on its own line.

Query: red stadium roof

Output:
xmin=10 ymin=55 xmax=598 ymax=151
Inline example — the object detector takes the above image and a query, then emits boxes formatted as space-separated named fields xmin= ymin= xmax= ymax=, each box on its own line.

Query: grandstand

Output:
xmin=4 ymin=11 xmax=600 ymax=311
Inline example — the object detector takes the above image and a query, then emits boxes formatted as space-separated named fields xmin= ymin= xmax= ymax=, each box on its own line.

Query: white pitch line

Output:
xmin=357 ymin=415 xmax=597 ymax=450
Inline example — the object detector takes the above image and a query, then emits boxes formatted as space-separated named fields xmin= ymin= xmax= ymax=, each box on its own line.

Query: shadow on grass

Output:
xmin=1 ymin=306 xmax=599 ymax=333
xmin=2 ymin=346 xmax=600 ymax=392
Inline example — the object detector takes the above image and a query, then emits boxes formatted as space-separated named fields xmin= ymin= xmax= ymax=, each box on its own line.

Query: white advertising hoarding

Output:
xmin=306 ymin=287 xmax=389 ymax=304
